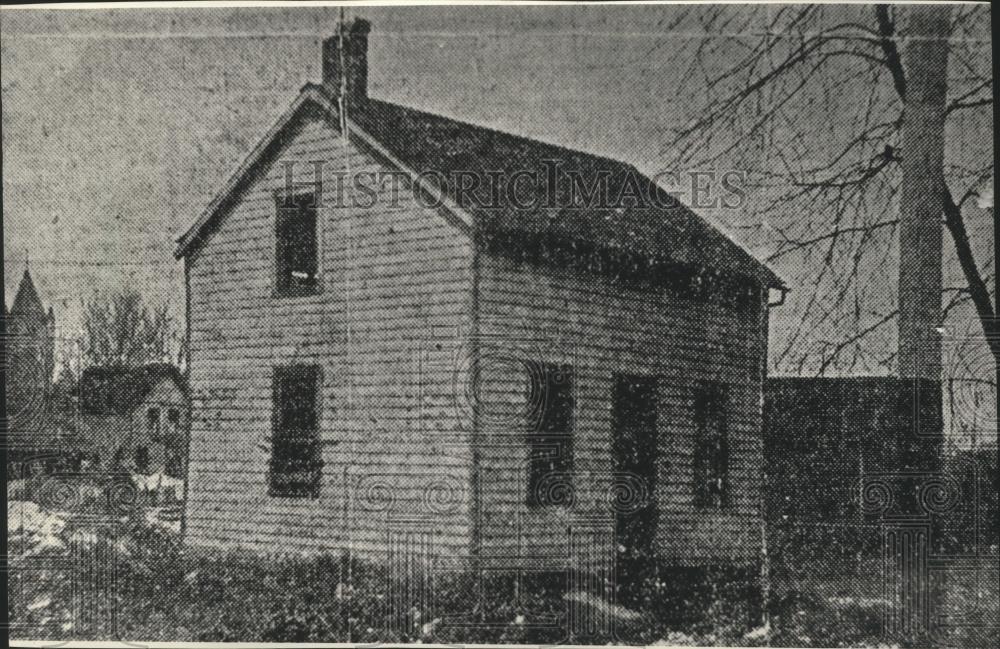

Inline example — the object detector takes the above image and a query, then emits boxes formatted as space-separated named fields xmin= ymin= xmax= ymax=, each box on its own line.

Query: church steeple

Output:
xmin=7 ymin=259 xmax=56 ymax=416
xmin=11 ymin=267 xmax=46 ymax=321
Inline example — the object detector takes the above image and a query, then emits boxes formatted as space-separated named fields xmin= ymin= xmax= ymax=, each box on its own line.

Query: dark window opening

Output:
xmin=167 ymin=408 xmax=180 ymax=424
xmin=612 ymin=373 xmax=660 ymax=602
xmin=526 ymin=362 xmax=574 ymax=507
xmin=147 ymin=408 xmax=161 ymax=440
xmin=693 ymin=382 xmax=729 ymax=508
xmin=165 ymin=450 xmax=183 ymax=479
xmin=275 ymin=191 xmax=319 ymax=296
xmin=135 ymin=446 xmax=150 ymax=475
xmin=270 ymin=365 xmax=323 ymax=498
xmin=611 ymin=373 xmax=659 ymax=544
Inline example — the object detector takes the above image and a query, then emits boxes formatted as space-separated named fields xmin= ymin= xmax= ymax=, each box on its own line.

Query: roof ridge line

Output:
xmin=363 ymin=96 xmax=639 ymax=171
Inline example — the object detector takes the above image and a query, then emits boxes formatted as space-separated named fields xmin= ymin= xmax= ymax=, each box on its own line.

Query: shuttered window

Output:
xmin=525 ymin=362 xmax=574 ymax=507
xmin=269 ymin=365 xmax=323 ymax=498
xmin=693 ymin=381 xmax=729 ymax=508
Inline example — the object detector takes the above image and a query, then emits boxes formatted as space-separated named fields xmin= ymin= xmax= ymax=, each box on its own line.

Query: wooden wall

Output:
xmin=184 ymin=111 xmax=476 ymax=558
xmin=475 ymin=253 xmax=768 ymax=568
xmin=129 ymin=379 xmax=190 ymax=474
xmin=184 ymin=104 xmax=770 ymax=570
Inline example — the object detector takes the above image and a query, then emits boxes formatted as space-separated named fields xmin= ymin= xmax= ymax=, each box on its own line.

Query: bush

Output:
xmin=17 ymin=500 xmax=888 ymax=647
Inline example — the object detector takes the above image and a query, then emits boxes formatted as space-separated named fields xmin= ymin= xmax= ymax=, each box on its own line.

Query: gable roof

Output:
xmin=176 ymin=84 xmax=783 ymax=289
xmin=79 ymin=363 xmax=188 ymax=417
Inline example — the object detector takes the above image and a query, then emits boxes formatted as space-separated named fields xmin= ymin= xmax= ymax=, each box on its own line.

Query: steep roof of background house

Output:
xmin=10 ymin=268 xmax=46 ymax=319
xmin=79 ymin=363 xmax=188 ymax=416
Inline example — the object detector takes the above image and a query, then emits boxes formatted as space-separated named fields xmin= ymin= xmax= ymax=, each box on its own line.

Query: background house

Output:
xmin=175 ymin=19 xmax=783 ymax=576
xmin=77 ymin=363 xmax=190 ymax=476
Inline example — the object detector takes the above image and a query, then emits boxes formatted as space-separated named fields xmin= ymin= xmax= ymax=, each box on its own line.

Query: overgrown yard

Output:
xmin=7 ymin=490 xmax=991 ymax=647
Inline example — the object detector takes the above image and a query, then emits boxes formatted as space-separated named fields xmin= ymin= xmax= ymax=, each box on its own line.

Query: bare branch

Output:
xmin=948 ymin=96 xmax=993 ymax=114
xmin=875 ymin=5 xmax=906 ymax=99
xmin=817 ymin=309 xmax=898 ymax=375
xmin=82 ymin=286 xmax=174 ymax=368
xmin=943 ymin=186 xmax=999 ymax=361
xmin=767 ymin=220 xmax=899 ymax=262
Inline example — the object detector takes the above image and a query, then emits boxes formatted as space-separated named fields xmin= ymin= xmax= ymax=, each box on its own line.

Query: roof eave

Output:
xmin=174 ymin=85 xmax=785 ymax=291
xmin=174 ymin=84 xmax=340 ymax=259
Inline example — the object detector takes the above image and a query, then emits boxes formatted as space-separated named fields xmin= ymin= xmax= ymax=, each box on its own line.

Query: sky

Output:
xmin=3 ymin=4 xmax=713 ymax=335
xmin=2 ymin=4 xmax=995 ymax=434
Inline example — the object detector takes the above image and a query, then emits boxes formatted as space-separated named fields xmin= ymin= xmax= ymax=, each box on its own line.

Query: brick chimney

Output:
xmin=322 ymin=18 xmax=371 ymax=106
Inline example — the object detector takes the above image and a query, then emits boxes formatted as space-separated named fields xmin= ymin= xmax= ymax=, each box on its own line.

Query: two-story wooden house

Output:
xmin=175 ymin=19 xmax=784 ymax=574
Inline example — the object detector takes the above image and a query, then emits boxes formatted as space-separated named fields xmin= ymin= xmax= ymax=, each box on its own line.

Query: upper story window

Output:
xmin=693 ymin=381 xmax=729 ymax=509
xmin=147 ymin=408 xmax=161 ymax=440
xmin=275 ymin=188 xmax=320 ymax=297
xmin=525 ymin=362 xmax=574 ymax=507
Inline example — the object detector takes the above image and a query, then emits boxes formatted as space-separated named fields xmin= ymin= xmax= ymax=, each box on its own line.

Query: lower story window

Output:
xmin=526 ymin=362 xmax=574 ymax=507
xmin=270 ymin=365 xmax=323 ymax=498
xmin=134 ymin=446 xmax=150 ymax=475
xmin=693 ymin=381 xmax=729 ymax=508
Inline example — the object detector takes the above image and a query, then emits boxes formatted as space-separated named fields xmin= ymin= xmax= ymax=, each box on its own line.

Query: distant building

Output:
xmin=763 ymin=376 xmax=943 ymax=547
xmin=77 ymin=364 xmax=190 ymax=476
xmin=5 ymin=266 xmax=58 ymax=469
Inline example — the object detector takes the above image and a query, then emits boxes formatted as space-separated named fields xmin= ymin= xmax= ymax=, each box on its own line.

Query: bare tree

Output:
xmin=660 ymin=4 xmax=994 ymax=387
xmin=897 ymin=5 xmax=949 ymax=382
xmin=81 ymin=286 xmax=172 ymax=368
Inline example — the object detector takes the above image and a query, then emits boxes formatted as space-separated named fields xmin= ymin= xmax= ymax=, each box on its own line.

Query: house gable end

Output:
xmin=129 ymin=376 xmax=189 ymax=416
xmin=175 ymin=85 xmax=476 ymax=261
xmin=174 ymin=87 xmax=340 ymax=260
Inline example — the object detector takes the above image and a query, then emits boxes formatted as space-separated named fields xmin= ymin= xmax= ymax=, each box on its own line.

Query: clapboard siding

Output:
xmin=185 ymin=113 xmax=475 ymax=558
xmin=475 ymin=253 xmax=767 ymax=567
xmin=184 ymin=104 xmax=772 ymax=571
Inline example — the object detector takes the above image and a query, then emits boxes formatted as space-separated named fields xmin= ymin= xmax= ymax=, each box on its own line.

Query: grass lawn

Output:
xmin=9 ymin=494 xmax=995 ymax=646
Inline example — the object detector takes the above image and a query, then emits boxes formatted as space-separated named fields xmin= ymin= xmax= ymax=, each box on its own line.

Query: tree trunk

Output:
xmin=897 ymin=6 xmax=950 ymax=382
xmin=894 ymin=13 xmax=953 ymax=645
